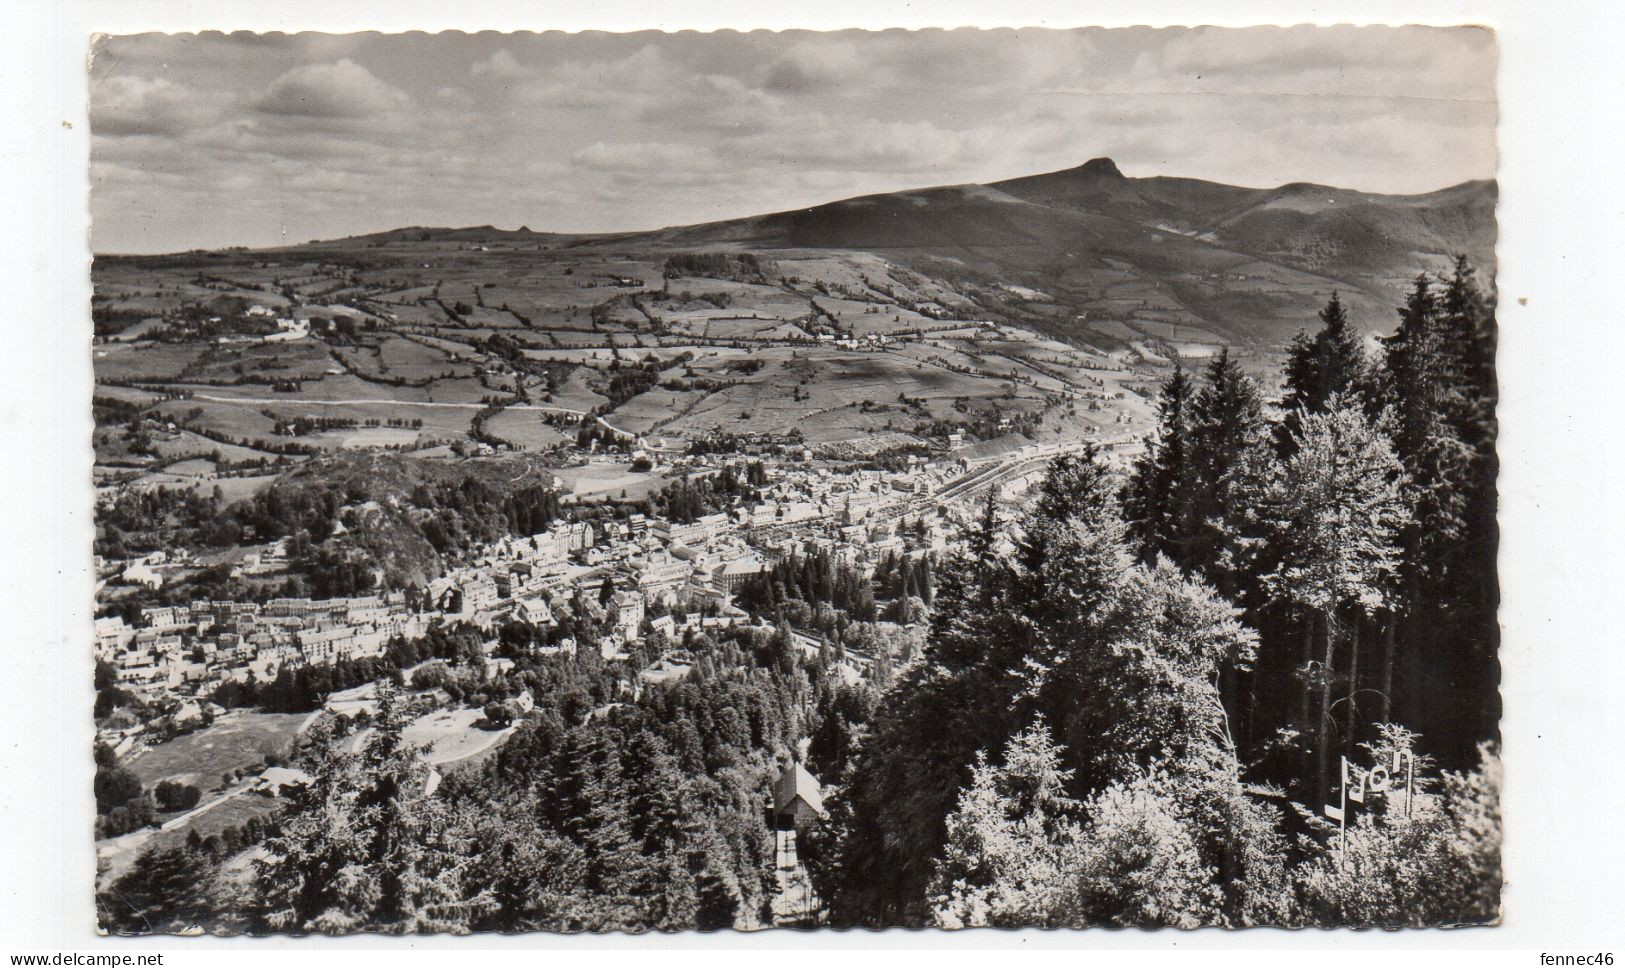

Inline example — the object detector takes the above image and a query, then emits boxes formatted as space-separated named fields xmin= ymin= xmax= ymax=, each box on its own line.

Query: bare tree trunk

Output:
xmin=1379 ymin=612 xmax=1396 ymax=724
xmin=1243 ymin=658 xmax=1257 ymax=751
xmin=1346 ymin=610 xmax=1362 ymax=739
xmin=1299 ymin=612 xmax=1315 ymax=732
xmin=1398 ymin=570 xmax=1422 ymax=724
xmin=1316 ymin=609 xmax=1336 ymax=809
xmin=1220 ymin=651 xmax=1238 ymax=746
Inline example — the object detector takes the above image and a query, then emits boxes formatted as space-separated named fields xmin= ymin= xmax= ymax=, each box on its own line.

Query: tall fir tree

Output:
xmin=1187 ymin=347 xmax=1273 ymax=600
xmin=1379 ymin=275 xmax=1468 ymax=722
xmin=1278 ymin=293 xmax=1375 ymax=452
xmin=1126 ymin=365 xmax=1200 ymax=570
xmin=255 ymin=681 xmax=464 ymax=933
xmin=928 ymin=719 xmax=1083 ymax=928
xmin=1379 ymin=259 xmax=1499 ymax=757
xmin=99 ymin=844 xmax=217 ymax=934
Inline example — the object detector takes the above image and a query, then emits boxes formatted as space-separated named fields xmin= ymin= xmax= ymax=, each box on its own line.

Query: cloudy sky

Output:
xmin=89 ymin=27 xmax=1497 ymax=254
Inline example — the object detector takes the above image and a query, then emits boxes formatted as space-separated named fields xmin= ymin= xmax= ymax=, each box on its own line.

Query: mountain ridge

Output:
xmin=296 ymin=157 xmax=1495 ymax=350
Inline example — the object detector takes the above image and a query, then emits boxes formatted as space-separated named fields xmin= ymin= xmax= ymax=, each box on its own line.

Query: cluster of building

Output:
xmin=94 ymin=590 xmax=432 ymax=692
xmin=94 ymin=453 xmax=980 ymax=735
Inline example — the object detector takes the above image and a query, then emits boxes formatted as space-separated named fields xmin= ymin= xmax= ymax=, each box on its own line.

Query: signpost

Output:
xmin=1324 ymin=747 xmax=1416 ymax=868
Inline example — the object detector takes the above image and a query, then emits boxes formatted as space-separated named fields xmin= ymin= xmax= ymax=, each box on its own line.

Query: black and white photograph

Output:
xmin=77 ymin=24 xmax=1510 ymax=935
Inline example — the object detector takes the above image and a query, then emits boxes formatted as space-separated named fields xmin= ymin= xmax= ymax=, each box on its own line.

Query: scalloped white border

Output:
xmin=8 ymin=0 xmax=1623 ymax=958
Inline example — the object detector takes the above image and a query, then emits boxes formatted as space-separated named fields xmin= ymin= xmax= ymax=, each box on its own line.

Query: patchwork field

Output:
xmin=90 ymin=238 xmax=1178 ymax=503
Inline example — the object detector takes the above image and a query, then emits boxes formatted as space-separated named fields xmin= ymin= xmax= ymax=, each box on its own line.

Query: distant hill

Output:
xmin=304 ymin=157 xmax=1496 ymax=350
xmin=990 ymin=158 xmax=1496 ymax=276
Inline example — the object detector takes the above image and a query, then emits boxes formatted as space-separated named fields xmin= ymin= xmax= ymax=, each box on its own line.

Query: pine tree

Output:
xmin=1435 ymin=257 xmax=1500 ymax=752
xmin=694 ymin=858 xmax=740 ymax=931
xmin=454 ymin=791 xmax=589 ymax=932
xmin=1379 ymin=275 xmax=1469 ymax=721
xmin=1179 ymin=348 xmax=1277 ymax=750
xmin=964 ymin=492 xmax=1003 ymax=592
xmin=99 ymin=844 xmax=215 ymax=934
xmin=924 ymin=560 xmax=1281 ymax=929
xmin=1437 ymin=257 xmax=1498 ymax=451
xmin=1013 ymin=450 xmax=1134 ymax=704
xmin=557 ymin=728 xmax=646 ymax=928
xmin=813 ymin=449 xmax=1258 ymax=926
xmin=1278 ymin=293 xmax=1374 ymax=452
xmin=1126 ymin=366 xmax=1199 ymax=569
xmin=1378 ymin=260 xmax=1499 ymax=757
xmin=1187 ymin=347 xmax=1272 ymax=599
xmin=255 ymin=682 xmax=464 ymax=933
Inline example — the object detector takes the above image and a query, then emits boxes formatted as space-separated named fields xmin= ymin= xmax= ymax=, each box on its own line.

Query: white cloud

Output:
xmin=88 ymin=28 xmax=1499 ymax=252
xmin=90 ymin=75 xmax=227 ymax=137
xmin=471 ymin=48 xmax=529 ymax=79
xmin=572 ymin=141 xmax=721 ymax=176
xmin=763 ymin=39 xmax=867 ymax=93
xmin=1120 ymin=25 xmax=1496 ymax=101
xmin=256 ymin=59 xmax=411 ymax=119
xmin=733 ymin=118 xmax=968 ymax=173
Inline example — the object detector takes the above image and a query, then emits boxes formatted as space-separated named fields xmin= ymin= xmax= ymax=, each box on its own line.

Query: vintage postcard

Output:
xmin=86 ymin=26 xmax=1500 ymax=934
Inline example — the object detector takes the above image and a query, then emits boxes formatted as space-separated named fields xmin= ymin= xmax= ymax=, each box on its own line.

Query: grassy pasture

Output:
xmin=1127 ymin=318 xmax=1227 ymax=343
xmin=133 ymin=471 xmax=283 ymax=503
xmin=184 ymin=341 xmax=335 ymax=384
xmin=375 ymin=302 xmax=447 ymax=327
xmin=603 ymin=384 xmax=711 ymax=435
xmin=105 ymin=318 xmax=169 ymax=341
xmin=547 ymin=369 xmax=610 ymax=413
xmin=482 ymin=408 xmax=572 ymax=450
xmin=457 ymin=305 xmax=525 ymax=329
xmin=151 ymin=432 xmax=274 ymax=463
xmin=379 ymin=335 xmax=471 ymax=380
xmin=554 ymin=463 xmax=668 ymax=501
xmin=153 ymin=399 xmax=279 ymax=443
xmin=523 ymin=346 xmax=625 ymax=366
xmin=94 ymin=384 xmax=168 ymax=407
xmin=160 ymin=457 xmax=216 ymax=476
xmin=123 ymin=711 xmax=309 ymax=791
xmin=309 ymin=427 xmax=424 ymax=449
xmin=285 ymin=372 xmax=432 ymax=403
xmin=170 ymin=788 xmax=284 ymax=841
xmin=548 ymin=330 xmax=617 ymax=348
xmin=1084 ymin=318 xmax=1141 ymax=341
xmin=399 ymin=333 xmax=479 ymax=358
xmin=94 ymin=343 xmax=201 ymax=382
xmin=401 ymin=707 xmax=515 ymax=766
xmin=243 ymin=399 xmax=473 ymax=442
xmin=420 ymin=375 xmax=494 ymax=405
xmin=696 ymin=318 xmax=811 ymax=341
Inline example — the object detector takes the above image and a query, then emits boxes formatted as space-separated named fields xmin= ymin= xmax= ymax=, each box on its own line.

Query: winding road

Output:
xmin=188 ymin=392 xmax=639 ymax=439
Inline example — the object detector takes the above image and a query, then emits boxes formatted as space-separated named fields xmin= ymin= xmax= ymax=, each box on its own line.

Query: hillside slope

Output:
xmin=298 ymin=157 xmax=1494 ymax=352
xmin=553 ymin=157 xmax=1495 ymax=348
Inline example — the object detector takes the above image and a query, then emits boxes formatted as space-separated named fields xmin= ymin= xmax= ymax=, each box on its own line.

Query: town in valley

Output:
xmin=87 ymin=26 xmax=1502 ymax=935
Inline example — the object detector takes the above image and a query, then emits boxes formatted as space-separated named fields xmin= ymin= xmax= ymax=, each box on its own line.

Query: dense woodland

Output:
xmin=99 ymin=617 xmax=850 ymax=933
xmin=802 ymin=257 xmax=1499 ymax=928
xmin=97 ymin=258 xmax=1499 ymax=933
